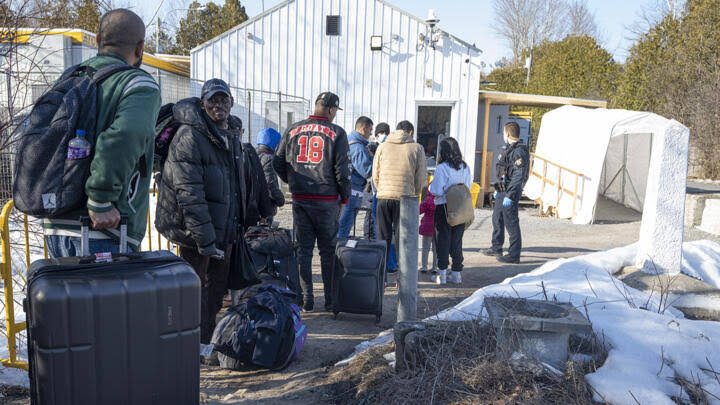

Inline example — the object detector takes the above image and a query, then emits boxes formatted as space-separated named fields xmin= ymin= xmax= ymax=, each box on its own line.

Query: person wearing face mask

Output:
xmin=337 ymin=116 xmax=374 ymax=238
xmin=483 ymin=122 xmax=530 ymax=264
xmin=43 ymin=9 xmax=161 ymax=257
xmin=156 ymin=79 xmax=254 ymax=360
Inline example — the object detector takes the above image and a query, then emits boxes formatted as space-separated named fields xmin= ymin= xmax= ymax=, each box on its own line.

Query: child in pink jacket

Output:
xmin=419 ymin=191 xmax=437 ymax=273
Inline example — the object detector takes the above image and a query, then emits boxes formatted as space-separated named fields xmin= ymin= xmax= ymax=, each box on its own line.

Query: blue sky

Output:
xmin=138 ymin=0 xmax=648 ymax=65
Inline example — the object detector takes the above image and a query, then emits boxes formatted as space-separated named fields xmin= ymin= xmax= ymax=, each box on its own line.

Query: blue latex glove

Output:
xmin=502 ymin=197 xmax=513 ymax=207
xmin=493 ymin=191 xmax=498 ymax=199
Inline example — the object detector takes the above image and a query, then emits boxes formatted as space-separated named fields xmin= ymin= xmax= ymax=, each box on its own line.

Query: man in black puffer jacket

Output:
xmin=155 ymin=79 xmax=271 ymax=350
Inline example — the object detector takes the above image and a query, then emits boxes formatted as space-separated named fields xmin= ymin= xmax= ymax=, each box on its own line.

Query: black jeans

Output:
xmin=376 ymin=198 xmax=401 ymax=270
xmin=492 ymin=191 xmax=522 ymax=259
xmin=180 ymin=244 xmax=234 ymax=344
xmin=434 ymin=204 xmax=465 ymax=272
xmin=292 ymin=200 xmax=340 ymax=305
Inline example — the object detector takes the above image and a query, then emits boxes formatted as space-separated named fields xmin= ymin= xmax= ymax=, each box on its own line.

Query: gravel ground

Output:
xmin=194 ymin=200 xmax=719 ymax=405
xmin=3 ymin=199 xmax=718 ymax=405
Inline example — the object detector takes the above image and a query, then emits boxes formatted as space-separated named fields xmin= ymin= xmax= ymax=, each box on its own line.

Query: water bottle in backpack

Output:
xmin=67 ymin=130 xmax=91 ymax=160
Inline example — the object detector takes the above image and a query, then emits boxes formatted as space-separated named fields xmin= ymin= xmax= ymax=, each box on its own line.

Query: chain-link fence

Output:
xmin=189 ymin=78 xmax=311 ymax=145
xmin=0 ymin=71 xmax=311 ymax=207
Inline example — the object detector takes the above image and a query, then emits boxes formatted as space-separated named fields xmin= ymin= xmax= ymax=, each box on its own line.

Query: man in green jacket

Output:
xmin=43 ymin=9 xmax=161 ymax=256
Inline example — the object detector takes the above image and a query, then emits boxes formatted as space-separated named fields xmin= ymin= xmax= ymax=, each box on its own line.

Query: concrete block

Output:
xmin=402 ymin=331 xmax=426 ymax=371
xmin=394 ymin=321 xmax=426 ymax=372
xmin=485 ymin=297 xmax=591 ymax=369
xmin=617 ymin=266 xmax=720 ymax=321
xmin=636 ymin=121 xmax=690 ymax=275
xmin=685 ymin=194 xmax=706 ymax=228
xmin=699 ymin=198 xmax=720 ymax=236
xmin=496 ymin=329 xmax=570 ymax=370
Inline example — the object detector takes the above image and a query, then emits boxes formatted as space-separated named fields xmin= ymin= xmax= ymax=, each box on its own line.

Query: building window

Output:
xmin=326 ymin=15 xmax=341 ymax=36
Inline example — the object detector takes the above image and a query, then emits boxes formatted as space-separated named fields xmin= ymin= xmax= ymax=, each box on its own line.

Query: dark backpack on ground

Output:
xmin=244 ymin=225 xmax=300 ymax=297
xmin=212 ymin=285 xmax=306 ymax=371
xmin=13 ymin=64 xmax=136 ymax=217
xmin=153 ymin=103 xmax=179 ymax=174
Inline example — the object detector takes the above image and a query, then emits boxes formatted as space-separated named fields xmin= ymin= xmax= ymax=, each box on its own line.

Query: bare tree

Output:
xmin=492 ymin=0 xmax=568 ymax=63
xmin=627 ymin=0 xmax=686 ymax=40
xmin=665 ymin=0 xmax=681 ymax=20
xmin=1 ymin=0 xmax=71 ymax=201
xmin=566 ymin=0 xmax=598 ymax=38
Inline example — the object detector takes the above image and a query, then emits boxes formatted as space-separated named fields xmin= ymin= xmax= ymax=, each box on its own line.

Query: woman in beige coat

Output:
xmin=372 ymin=121 xmax=427 ymax=270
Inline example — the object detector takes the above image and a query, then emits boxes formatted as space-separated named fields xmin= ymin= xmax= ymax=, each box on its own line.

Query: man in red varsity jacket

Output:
xmin=273 ymin=91 xmax=351 ymax=313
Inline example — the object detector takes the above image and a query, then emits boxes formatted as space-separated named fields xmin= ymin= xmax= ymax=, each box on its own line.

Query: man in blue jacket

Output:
xmin=338 ymin=116 xmax=374 ymax=238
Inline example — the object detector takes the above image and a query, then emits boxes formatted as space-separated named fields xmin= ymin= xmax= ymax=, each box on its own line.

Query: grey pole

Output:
xmin=247 ymin=91 xmax=252 ymax=142
xmin=397 ymin=197 xmax=419 ymax=322
xmin=278 ymin=91 xmax=282 ymax=133
xmin=5 ymin=70 xmax=13 ymax=122
xmin=156 ymin=17 xmax=161 ymax=54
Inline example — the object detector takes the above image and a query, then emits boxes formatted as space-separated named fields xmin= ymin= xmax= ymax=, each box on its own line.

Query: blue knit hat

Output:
xmin=257 ymin=128 xmax=282 ymax=151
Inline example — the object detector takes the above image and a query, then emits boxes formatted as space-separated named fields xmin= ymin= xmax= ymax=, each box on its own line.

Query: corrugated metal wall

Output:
xmin=191 ymin=0 xmax=481 ymax=170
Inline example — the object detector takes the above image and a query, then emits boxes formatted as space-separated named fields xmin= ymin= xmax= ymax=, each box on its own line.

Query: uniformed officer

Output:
xmin=483 ymin=122 xmax=530 ymax=263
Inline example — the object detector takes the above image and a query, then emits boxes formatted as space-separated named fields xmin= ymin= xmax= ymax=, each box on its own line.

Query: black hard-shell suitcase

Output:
xmin=331 ymin=238 xmax=386 ymax=324
xmin=25 ymin=219 xmax=201 ymax=405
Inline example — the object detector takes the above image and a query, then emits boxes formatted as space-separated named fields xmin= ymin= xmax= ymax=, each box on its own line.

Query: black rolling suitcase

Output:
xmin=25 ymin=218 xmax=201 ymax=405
xmin=331 ymin=210 xmax=386 ymax=324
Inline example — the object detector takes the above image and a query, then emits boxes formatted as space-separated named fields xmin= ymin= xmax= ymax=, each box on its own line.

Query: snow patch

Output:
xmin=343 ymin=240 xmax=720 ymax=405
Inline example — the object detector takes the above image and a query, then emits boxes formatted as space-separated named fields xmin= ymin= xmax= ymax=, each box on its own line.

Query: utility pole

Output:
xmin=156 ymin=17 xmax=161 ymax=54
xmin=525 ymin=37 xmax=534 ymax=87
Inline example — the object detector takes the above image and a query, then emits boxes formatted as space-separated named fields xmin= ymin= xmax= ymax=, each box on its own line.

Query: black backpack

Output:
xmin=212 ymin=286 xmax=304 ymax=370
xmin=13 ymin=63 xmax=136 ymax=217
xmin=153 ymin=103 xmax=179 ymax=174
xmin=244 ymin=225 xmax=300 ymax=298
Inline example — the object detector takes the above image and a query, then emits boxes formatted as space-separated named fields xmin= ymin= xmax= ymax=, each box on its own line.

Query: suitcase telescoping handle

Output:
xmin=79 ymin=215 xmax=129 ymax=256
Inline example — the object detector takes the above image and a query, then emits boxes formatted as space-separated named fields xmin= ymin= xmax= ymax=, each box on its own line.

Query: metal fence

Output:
xmin=0 ymin=78 xmax=309 ymax=371
xmin=189 ymin=79 xmax=311 ymax=145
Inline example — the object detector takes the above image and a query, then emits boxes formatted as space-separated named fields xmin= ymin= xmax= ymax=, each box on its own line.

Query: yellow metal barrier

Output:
xmin=424 ymin=174 xmax=482 ymax=208
xmin=0 ymin=196 xmax=179 ymax=371
xmin=147 ymin=189 xmax=179 ymax=255
xmin=0 ymin=200 xmax=28 ymax=371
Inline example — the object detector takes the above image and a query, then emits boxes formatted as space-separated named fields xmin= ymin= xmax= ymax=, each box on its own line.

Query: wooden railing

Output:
xmin=529 ymin=153 xmax=583 ymax=219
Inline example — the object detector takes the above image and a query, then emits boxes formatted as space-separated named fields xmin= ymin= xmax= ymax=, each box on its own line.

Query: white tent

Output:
xmin=524 ymin=105 xmax=689 ymax=225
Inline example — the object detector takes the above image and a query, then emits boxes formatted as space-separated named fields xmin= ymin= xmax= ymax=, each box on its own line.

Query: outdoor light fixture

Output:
xmin=370 ymin=35 xmax=382 ymax=51
xmin=416 ymin=9 xmax=442 ymax=51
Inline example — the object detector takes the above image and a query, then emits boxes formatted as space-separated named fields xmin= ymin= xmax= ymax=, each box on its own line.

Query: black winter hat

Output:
xmin=375 ymin=122 xmax=390 ymax=135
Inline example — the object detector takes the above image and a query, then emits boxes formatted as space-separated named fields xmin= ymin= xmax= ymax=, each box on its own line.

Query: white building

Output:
xmin=191 ymin=0 xmax=483 ymax=176
xmin=0 ymin=29 xmax=191 ymax=123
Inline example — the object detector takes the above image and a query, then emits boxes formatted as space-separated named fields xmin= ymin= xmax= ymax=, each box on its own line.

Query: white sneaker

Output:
xmin=432 ymin=269 xmax=447 ymax=285
xmin=448 ymin=271 xmax=462 ymax=284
